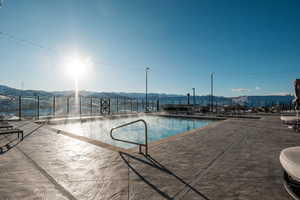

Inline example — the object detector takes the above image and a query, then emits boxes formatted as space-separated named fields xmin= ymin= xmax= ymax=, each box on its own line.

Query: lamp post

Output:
xmin=211 ymin=72 xmax=214 ymax=112
xmin=192 ymin=88 xmax=195 ymax=106
xmin=145 ymin=67 xmax=150 ymax=112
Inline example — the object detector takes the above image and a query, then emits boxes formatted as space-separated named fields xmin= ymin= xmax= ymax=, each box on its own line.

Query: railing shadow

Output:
xmin=0 ymin=123 xmax=44 ymax=155
xmin=119 ymin=152 xmax=211 ymax=200
xmin=0 ymin=135 xmax=21 ymax=154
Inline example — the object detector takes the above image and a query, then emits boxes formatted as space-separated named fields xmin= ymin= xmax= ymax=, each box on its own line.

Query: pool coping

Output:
xmin=40 ymin=114 xmax=228 ymax=154
xmin=36 ymin=113 xmax=142 ymax=125
xmin=45 ymin=125 xmax=132 ymax=153
xmin=143 ymin=118 xmax=228 ymax=149
xmin=151 ymin=113 xmax=227 ymax=120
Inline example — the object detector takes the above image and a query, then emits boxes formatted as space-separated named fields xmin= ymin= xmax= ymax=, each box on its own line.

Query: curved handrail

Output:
xmin=110 ymin=119 xmax=148 ymax=155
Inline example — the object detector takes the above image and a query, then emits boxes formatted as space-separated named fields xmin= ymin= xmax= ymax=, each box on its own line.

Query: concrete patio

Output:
xmin=0 ymin=115 xmax=297 ymax=199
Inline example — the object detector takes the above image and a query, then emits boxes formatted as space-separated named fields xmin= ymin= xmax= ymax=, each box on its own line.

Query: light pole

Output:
xmin=145 ymin=67 xmax=150 ymax=112
xmin=211 ymin=72 xmax=214 ymax=112
xmin=192 ymin=88 xmax=195 ymax=106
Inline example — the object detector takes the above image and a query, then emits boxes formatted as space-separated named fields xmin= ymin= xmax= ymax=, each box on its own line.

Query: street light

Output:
xmin=145 ymin=67 xmax=150 ymax=112
xmin=192 ymin=88 xmax=195 ymax=106
xmin=211 ymin=72 xmax=214 ymax=112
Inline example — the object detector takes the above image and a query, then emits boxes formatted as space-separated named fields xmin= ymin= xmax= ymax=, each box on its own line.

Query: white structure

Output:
xmin=280 ymin=79 xmax=300 ymax=200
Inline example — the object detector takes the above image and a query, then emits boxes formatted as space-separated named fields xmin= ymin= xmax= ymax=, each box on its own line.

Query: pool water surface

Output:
xmin=51 ymin=115 xmax=214 ymax=149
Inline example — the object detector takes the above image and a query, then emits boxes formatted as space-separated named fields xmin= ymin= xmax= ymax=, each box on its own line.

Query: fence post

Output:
xmin=67 ymin=97 xmax=69 ymax=115
xmin=124 ymin=98 xmax=126 ymax=113
xmin=157 ymin=99 xmax=159 ymax=112
xmin=109 ymin=98 xmax=111 ymax=115
xmin=18 ymin=96 xmax=21 ymax=121
xmin=116 ymin=97 xmax=118 ymax=113
xmin=99 ymin=98 xmax=102 ymax=115
xmin=151 ymin=100 xmax=153 ymax=111
xmin=37 ymin=96 xmax=40 ymax=119
xmin=90 ymin=97 xmax=93 ymax=115
xmin=53 ymin=96 xmax=56 ymax=117
xmin=79 ymin=96 xmax=82 ymax=116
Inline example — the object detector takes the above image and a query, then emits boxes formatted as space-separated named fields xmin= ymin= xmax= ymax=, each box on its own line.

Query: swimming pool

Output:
xmin=51 ymin=115 xmax=214 ymax=149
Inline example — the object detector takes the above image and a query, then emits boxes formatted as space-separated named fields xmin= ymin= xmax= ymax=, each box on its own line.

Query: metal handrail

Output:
xmin=110 ymin=119 xmax=148 ymax=155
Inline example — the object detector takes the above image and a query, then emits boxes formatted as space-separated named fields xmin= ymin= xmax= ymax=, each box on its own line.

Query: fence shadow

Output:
xmin=0 ymin=123 xmax=44 ymax=155
xmin=0 ymin=135 xmax=21 ymax=154
xmin=119 ymin=152 xmax=211 ymax=200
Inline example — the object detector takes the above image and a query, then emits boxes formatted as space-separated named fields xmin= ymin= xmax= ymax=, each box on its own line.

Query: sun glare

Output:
xmin=66 ymin=56 xmax=92 ymax=79
xmin=68 ymin=58 xmax=85 ymax=78
xmin=63 ymin=55 xmax=93 ymax=113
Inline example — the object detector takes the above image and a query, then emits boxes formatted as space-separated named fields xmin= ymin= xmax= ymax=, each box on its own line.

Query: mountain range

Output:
xmin=0 ymin=84 xmax=294 ymax=106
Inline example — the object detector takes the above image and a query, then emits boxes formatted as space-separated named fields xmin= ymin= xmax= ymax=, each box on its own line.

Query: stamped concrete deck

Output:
xmin=0 ymin=116 xmax=297 ymax=199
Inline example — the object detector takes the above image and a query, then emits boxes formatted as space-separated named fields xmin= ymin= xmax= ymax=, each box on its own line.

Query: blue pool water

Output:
xmin=51 ymin=115 xmax=213 ymax=149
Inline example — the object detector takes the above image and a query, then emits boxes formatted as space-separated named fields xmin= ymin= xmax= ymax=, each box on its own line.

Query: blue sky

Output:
xmin=0 ymin=0 xmax=299 ymax=96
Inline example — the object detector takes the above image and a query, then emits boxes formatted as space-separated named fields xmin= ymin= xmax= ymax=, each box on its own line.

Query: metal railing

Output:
xmin=0 ymin=95 xmax=160 ymax=120
xmin=110 ymin=119 xmax=148 ymax=155
xmin=1 ymin=94 xmax=294 ymax=119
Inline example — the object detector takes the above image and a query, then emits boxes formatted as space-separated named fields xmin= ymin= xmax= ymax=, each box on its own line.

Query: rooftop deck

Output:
xmin=0 ymin=115 xmax=297 ymax=199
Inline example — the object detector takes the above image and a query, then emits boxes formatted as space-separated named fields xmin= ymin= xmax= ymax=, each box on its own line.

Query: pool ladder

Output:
xmin=110 ymin=119 xmax=148 ymax=155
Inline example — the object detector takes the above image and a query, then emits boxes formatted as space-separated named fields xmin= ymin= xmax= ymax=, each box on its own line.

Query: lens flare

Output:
xmin=64 ymin=55 xmax=93 ymax=115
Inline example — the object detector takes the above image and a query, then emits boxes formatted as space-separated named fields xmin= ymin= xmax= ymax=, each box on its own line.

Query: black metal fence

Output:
xmin=158 ymin=95 xmax=295 ymax=114
xmin=0 ymin=96 xmax=159 ymax=120
xmin=0 ymin=94 xmax=295 ymax=120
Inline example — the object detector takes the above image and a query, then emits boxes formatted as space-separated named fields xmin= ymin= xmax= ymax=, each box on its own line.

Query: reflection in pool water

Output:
xmin=51 ymin=116 xmax=213 ymax=149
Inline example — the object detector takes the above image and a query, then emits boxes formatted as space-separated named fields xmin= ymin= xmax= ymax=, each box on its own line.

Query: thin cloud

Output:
xmin=231 ymin=88 xmax=251 ymax=92
xmin=255 ymin=86 xmax=261 ymax=90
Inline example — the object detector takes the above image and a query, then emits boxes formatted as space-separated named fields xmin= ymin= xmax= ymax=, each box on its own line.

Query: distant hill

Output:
xmin=0 ymin=85 xmax=184 ymax=99
xmin=0 ymin=84 xmax=294 ymax=106
xmin=0 ymin=85 xmax=52 ymax=96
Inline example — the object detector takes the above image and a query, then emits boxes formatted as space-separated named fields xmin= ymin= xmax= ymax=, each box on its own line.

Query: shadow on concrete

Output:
xmin=0 ymin=123 xmax=44 ymax=155
xmin=0 ymin=135 xmax=21 ymax=154
xmin=119 ymin=152 xmax=211 ymax=200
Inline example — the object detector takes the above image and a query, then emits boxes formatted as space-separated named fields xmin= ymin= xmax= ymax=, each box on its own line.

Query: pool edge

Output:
xmin=42 ymin=115 xmax=229 ymax=154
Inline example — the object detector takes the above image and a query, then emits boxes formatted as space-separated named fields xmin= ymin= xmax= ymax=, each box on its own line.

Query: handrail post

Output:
xmin=110 ymin=119 xmax=148 ymax=156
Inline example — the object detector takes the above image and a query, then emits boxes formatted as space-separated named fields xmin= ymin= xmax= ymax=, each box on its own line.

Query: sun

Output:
xmin=65 ymin=56 xmax=92 ymax=79
xmin=67 ymin=57 xmax=85 ymax=79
